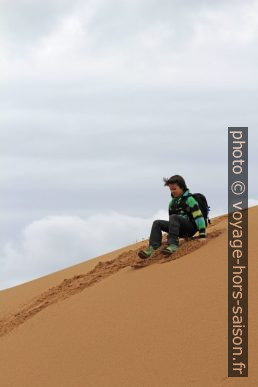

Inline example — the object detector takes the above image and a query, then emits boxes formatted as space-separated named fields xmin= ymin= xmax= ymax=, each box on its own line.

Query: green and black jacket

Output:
xmin=168 ymin=188 xmax=206 ymax=237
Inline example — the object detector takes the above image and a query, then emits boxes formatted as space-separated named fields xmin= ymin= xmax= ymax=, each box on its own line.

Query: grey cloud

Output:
xmin=0 ymin=0 xmax=81 ymax=47
xmin=0 ymin=0 xmax=257 ymax=290
xmin=0 ymin=209 xmax=168 ymax=290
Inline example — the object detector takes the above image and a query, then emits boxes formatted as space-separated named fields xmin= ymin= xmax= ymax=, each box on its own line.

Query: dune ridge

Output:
xmin=0 ymin=227 xmax=224 ymax=338
xmin=1 ymin=209 xmax=257 ymax=387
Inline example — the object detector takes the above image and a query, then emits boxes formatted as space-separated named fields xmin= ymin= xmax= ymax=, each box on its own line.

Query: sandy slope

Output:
xmin=0 ymin=207 xmax=257 ymax=387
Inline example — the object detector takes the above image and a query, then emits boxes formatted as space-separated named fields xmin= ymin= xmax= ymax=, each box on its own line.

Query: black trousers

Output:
xmin=149 ymin=214 xmax=198 ymax=249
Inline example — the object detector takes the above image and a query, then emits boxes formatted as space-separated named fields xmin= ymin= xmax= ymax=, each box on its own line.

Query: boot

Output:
xmin=161 ymin=243 xmax=178 ymax=255
xmin=138 ymin=245 xmax=155 ymax=259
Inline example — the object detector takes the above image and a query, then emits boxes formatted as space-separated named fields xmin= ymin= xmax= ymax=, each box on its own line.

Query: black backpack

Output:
xmin=184 ymin=193 xmax=211 ymax=227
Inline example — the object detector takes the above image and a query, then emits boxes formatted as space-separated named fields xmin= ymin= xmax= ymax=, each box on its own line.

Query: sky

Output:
xmin=1 ymin=0 xmax=257 ymax=290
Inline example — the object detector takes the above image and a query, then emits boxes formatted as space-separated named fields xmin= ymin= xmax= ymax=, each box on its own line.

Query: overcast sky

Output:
xmin=1 ymin=0 xmax=257 ymax=290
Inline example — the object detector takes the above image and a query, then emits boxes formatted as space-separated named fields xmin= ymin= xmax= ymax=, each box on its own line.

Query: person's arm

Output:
xmin=185 ymin=196 xmax=206 ymax=238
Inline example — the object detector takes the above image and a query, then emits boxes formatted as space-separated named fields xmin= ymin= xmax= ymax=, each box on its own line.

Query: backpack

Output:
xmin=183 ymin=193 xmax=211 ymax=227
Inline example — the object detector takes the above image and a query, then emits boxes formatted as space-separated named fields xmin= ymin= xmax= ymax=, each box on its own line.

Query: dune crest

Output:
xmin=1 ymin=209 xmax=257 ymax=387
xmin=0 ymin=227 xmax=224 ymax=338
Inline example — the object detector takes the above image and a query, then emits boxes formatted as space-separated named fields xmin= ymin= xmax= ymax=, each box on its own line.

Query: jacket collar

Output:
xmin=183 ymin=189 xmax=190 ymax=197
xmin=171 ymin=188 xmax=190 ymax=198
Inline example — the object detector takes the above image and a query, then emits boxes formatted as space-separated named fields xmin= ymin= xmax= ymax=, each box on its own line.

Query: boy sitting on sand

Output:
xmin=138 ymin=175 xmax=206 ymax=259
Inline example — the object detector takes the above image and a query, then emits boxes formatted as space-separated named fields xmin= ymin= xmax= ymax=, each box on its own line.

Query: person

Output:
xmin=138 ymin=174 xmax=207 ymax=259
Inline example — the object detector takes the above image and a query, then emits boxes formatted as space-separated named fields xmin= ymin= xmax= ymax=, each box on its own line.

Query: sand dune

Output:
xmin=0 ymin=208 xmax=257 ymax=386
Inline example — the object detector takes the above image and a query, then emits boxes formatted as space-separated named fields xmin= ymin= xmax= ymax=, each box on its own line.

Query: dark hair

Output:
xmin=163 ymin=174 xmax=187 ymax=191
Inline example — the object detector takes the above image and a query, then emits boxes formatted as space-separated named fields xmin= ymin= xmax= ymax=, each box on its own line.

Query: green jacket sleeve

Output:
xmin=185 ymin=196 xmax=206 ymax=237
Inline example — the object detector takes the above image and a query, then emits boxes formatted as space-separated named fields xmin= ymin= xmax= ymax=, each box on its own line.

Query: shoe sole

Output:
xmin=138 ymin=251 xmax=152 ymax=259
xmin=161 ymin=249 xmax=177 ymax=255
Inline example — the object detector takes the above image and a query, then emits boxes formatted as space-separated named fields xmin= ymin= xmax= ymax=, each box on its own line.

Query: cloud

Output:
xmin=249 ymin=198 xmax=258 ymax=208
xmin=0 ymin=0 xmax=257 ymax=291
xmin=1 ymin=0 xmax=258 ymax=87
xmin=0 ymin=209 xmax=167 ymax=290
xmin=0 ymin=0 xmax=82 ymax=46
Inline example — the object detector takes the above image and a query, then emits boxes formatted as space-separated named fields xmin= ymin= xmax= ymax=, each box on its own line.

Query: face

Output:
xmin=168 ymin=183 xmax=183 ymax=197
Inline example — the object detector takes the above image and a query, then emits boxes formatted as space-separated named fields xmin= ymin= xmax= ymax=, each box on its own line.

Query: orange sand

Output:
xmin=0 ymin=207 xmax=257 ymax=386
